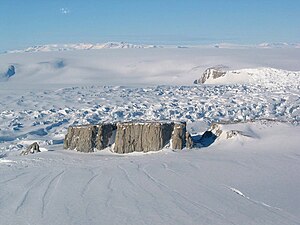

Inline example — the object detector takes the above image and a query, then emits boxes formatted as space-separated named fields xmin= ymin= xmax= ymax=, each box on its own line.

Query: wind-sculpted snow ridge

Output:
xmin=0 ymin=83 xmax=299 ymax=152
xmin=6 ymin=42 xmax=160 ymax=53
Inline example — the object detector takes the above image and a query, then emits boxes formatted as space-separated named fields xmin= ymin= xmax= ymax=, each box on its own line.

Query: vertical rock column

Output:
xmin=171 ymin=122 xmax=194 ymax=149
xmin=64 ymin=125 xmax=97 ymax=153
xmin=113 ymin=122 xmax=175 ymax=153
xmin=171 ymin=122 xmax=186 ymax=149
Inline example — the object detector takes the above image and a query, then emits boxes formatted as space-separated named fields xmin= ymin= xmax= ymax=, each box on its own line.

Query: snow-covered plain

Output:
xmin=0 ymin=47 xmax=300 ymax=225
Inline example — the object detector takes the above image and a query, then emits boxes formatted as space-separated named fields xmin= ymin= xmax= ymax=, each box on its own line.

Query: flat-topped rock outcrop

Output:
xmin=64 ymin=121 xmax=193 ymax=153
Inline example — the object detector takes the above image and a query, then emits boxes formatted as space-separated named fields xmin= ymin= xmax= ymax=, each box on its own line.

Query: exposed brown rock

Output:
xmin=64 ymin=125 xmax=97 ymax=153
xmin=20 ymin=142 xmax=40 ymax=155
xmin=186 ymin=132 xmax=194 ymax=149
xmin=64 ymin=121 xmax=193 ymax=154
xmin=113 ymin=122 xmax=174 ymax=153
xmin=171 ymin=122 xmax=186 ymax=149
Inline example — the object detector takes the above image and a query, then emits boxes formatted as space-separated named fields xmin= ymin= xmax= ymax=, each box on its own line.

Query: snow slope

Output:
xmin=1 ymin=122 xmax=300 ymax=225
xmin=0 ymin=48 xmax=300 ymax=225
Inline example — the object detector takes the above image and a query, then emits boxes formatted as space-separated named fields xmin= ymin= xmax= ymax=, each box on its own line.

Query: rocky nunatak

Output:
xmin=64 ymin=121 xmax=193 ymax=153
xmin=20 ymin=142 xmax=40 ymax=155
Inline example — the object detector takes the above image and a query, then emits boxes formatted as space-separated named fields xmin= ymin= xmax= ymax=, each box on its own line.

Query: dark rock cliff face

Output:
xmin=64 ymin=121 xmax=193 ymax=153
xmin=113 ymin=122 xmax=174 ymax=153
xmin=64 ymin=123 xmax=117 ymax=152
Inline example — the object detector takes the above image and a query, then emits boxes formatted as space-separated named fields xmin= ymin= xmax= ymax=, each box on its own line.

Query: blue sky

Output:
xmin=0 ymin=0 xmax=299 ymax=50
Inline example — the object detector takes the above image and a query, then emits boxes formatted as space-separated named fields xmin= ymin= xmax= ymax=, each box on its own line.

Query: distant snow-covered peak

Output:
xmin=195 ymin=66 xmax=300 ymax=88
xmin=257 ymin=42 xmax=300 ymax=48
xmin=213 ymin=42 xmax=300 ymax=49
xmin=6 ymin=42 xmax=160 ymax=53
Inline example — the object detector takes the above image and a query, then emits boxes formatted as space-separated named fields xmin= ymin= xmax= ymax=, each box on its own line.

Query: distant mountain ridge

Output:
xmin=213 ymin=42 xmax=300 ymax=49
xmin=6 ymin=42 xmax=161 ymax=53
xmin=5 ymin=42 xmax=300 ymax=53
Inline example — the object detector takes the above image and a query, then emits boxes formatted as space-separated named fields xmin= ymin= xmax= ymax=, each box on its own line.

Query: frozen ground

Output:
xmin=0 ymin=48 xmax=300 ymax=224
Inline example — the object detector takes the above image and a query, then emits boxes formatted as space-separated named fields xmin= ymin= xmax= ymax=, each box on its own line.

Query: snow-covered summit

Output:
xmin=258 ymin=42 xmax=300 ymax=48
xmin=195 ymin=67 xmax=300 ymax=88
xmin=6 ymin=42 xmax=160 ymax=53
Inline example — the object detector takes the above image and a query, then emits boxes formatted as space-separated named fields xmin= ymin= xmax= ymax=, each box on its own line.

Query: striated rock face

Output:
xmin=114 ymin=122 xmax=175 ymax=153
xmin=194 ymin=66 xmax=228 ymax=84
xmin=64 ymin=123 xmax=117 ymax=152
xmin=64 ymin=121 xmax=193 ymax=153
xmin=171 ymin=122 xmax=186 ymax=149
xmin=185 ymin=132 xmax=194 ymax=149
xmin=64 ymin=125 xmax=97 ymax=153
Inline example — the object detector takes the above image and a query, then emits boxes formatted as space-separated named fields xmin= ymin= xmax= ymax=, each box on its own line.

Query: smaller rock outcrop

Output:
xmin=6 ymin=65 xmax=15 ymax=78
xmin=198 ymin=123 xmax=252 ymax=147
xmin=20 ymin=142 xmax=40 ymax=155
xmin=208 ymin=123 xmax=223 ymax=137
xmin=226 ymin=130 xmax=242 ymax=139
xmin=185 ymin=132 xmax=194 ymax=149
xmin=1 ymin=65 xmax=16 ymax=81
